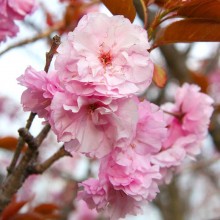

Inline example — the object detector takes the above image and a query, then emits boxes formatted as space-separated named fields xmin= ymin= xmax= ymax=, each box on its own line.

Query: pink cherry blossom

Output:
xmin=99 ymin=147 xmax=161 ymax=202
xmin=133 ymin=100 xmax=167 ymax=155
xmin=162 ymin=83 xmax=214 ymax=154
xmin=55 ymin=12 xmax=153 ymax=97
xmin=68 ymin=200 xmax=99 ymax=220
xmin=80 ymin=178 xmax=143 ymax=220
xmin=80 ymin=146 xmax=161 ymax=219
xmin=49 ymin=92 xmax=138 ymax=158
xmin=0 ymin=0 xmax=36 ymax=42
xmin=17 ymin=66 xmax=63 ymax=118
xmin=0 ymin=0 xmax=36 ymax=20
xmin=0 ymin=18 xmax=18 ymax=42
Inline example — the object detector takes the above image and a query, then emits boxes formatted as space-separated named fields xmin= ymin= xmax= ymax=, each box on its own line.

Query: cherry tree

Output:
xmin=0 ymin=0 xmax=219 ymax=220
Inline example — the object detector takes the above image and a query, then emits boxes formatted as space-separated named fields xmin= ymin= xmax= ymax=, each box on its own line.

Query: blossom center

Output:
xmin=88 ymin=103 xmax=99 ymax=112
xmin=99 ymin=51 xmax=112 ymax=66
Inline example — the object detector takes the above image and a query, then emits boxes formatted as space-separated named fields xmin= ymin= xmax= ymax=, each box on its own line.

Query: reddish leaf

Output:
xmin=153 ymin=64 xmax=167 ymax=88
xmin=140 ymin=0 xmax=148 ymax=27
xmin=0 ymin=137 xmax=26 ymax=152
xmin=0 ymin=137 xmax=18 ymax=151
xmin=33 ymin=203 xmax=59 ymax=215
xmin=154 ymin=0 xmax=182 ymax=8
xmin=101 ymin=0 xmax=136 ymax=22
xmin=177 ymin=0 xmax=220 ymax=22
xmin=190 ymin=71 xmax=209 ymax=93
xmin=1 ymin=200 xmax=28 ymax=220
xmin=155 ymin=18 xmax=220 ymax=45
xmin=10 ymin=213 xmax=43 ymax=220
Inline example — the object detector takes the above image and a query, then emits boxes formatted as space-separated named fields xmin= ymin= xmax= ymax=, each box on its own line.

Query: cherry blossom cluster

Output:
xmin=0 ymin=0 xmax=36 ymax=42
xmin=18 ymin=13 xmax=214 ymax=219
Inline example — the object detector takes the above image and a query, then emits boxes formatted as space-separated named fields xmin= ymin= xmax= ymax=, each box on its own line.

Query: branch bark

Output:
xmin=0 ymin=22 xmax=63 ymax=57
xmin=0 ymin=36 xmax=62 ymax=213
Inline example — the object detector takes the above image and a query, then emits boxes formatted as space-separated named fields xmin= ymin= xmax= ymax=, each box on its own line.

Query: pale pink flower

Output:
xmin=55 ymin=12 xmax=153 ymax=97
xmin=79 ymin=179 xmax=108 ymax=211
xmin=80 ymin=179 xmax=143 ymax=220
xmin=162 ymin=83 xmax=214 ymax=155
xmin=79 ymin=146 xmax=161 ymax=219
xmin=17 ymin=66 xmax=63 ymax=118
xmin=99 ymin=147 xmax=161 ymax=202
xmin=68 ymin=200 xmax=99 ymax=220
xmin=49 ymin=92 xmax=138 ymax=158
xmin=133 ymin=100 xmax=167 ymax=155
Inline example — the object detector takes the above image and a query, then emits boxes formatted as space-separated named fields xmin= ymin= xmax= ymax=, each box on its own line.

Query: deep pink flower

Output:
xmin=0 ymin=0 xmax=36 ymax=20
xmin=0 ymin=0 xmax=36 ymax=42
xmin=17 ymin=66 xmax=63 ymax=118
xmin=49 ymin=92 xmax=138 ymax=158
xmin=0 ymin=17 xmax=18 ymax=42
xmin=162 ymin=83 xmax=214 ymax=155
xmin=55 ymin=12 xmax=153 ymax=97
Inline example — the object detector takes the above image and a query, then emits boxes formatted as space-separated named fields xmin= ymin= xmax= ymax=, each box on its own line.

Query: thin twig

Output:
xmin=181 ymin=155 xmax=220 ymax=173
xmin=0 ymin=22 xmax=63 ymax=56
xmin=0 ymin=35 xmax=62 ymax=213
xmin=7 ymin=112 xmax=36 ymax=174
xmin=44 ymin=35 xmax=61 ymax=72
xmin=35 ymin=124 xmax=51 ymax=146
xmin=28 ymin=146 xmax=71 ymax=174
xmin=18 ymin=128 xmax=38 ymax=150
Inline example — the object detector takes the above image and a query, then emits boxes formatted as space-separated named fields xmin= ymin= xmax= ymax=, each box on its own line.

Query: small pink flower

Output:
xmin=133 ymin=100 xmax=167 ymax=155
xmin=49 ymin=92 xmax=138 ymax=158
xmin=80 ymin=179 xmax=143 ymax=220
xmin=1 ymin=0 xmax=36 ymax=20
xmin=68 ymin=200 xmax=99 ymax=220
xmin=0 ymin=0 xmax=36 ymax=42
xmin=99 ymin=147 xmax=161 ymax=202
xmin=162 ymin=83 xmax=214 ymax=155
xmin=0 ymin=17 xmax=18 ymax=42
xmin=17 ymin=66 xmax=63 ymax=118
xmin=55 ymin=12 xmax=153 ymax=97
xmin=79 ymin=146 xmax=161 ymax=219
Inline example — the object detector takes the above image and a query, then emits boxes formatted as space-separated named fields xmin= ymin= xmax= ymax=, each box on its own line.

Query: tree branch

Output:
xmin=6 ymin=35 xmax=60 ymax=174
xmin=28 ymin=146 xmax=71 ymax=175
xmin=7 ymin=112 xmax=36 ymax=174
xmin=35 ymin=124 xmax=51 ymax=146
xmin=0 ymin=35 xmax=62 ymax=213
xmin=44 ymin=35 xmax=61 ymax=72
xmin=0 ymin=22 xmax=63 ymax=56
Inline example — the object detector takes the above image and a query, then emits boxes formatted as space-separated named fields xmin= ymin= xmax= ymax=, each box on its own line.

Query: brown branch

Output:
xmin=0 ymin=36 xmax=62 ymax=213
xmin=0 ymin=133 xmax=39 ymax=212
xmin=7 ymin=112 xmax=36 ymax=174
xmin=28 ymin=146 xmax=71 ymax=175
xmin=35 ymin=124 xmax=51 ymax=146
xmin=44 ymin=35 xmax=61 ymax=72
xmin=159 ymin=44 xmax=190 ymax=83
xmin=18 ymin=128 xmax=38 ymax=150
xmin=0 ymin=22 xmax=63 ymax=56
xmin=6 ymin=34 xmax=60 ymax=174
xmin=181 ymin=155 xmax=220 ymax=173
